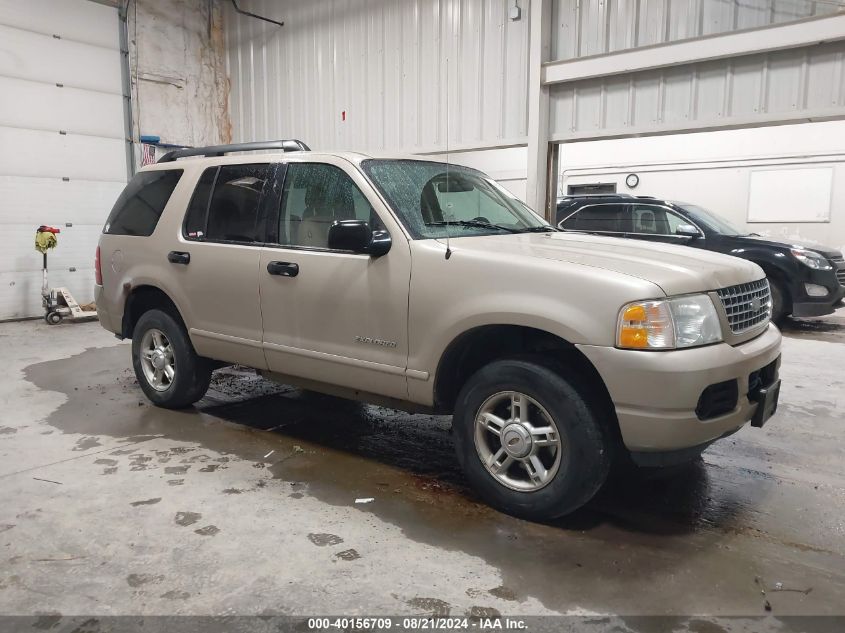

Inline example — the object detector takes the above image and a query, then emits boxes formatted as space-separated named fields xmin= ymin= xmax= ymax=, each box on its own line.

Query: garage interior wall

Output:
xmin=543 ymin=1 xmax=845 ymax=243
xmin=223 ymin=0 xmax=531 ymax=195
xmin=0 ymin=0 xmax=127 ymax=320
xmin=560 ymin=120 xmax=845 ymax=253
xmin=128 ymin=0 xmax=231 ymax=151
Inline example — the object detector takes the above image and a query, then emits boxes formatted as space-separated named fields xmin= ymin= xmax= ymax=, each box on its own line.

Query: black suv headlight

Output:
xmin=791 ymin=248 xmax=833 ymax=271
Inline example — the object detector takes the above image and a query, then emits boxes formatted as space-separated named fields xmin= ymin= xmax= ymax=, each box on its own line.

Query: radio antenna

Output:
xmin=444 ymin=54 xmax=452 ymax=260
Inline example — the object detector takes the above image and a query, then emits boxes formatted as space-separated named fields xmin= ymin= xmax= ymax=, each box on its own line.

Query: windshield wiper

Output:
xmin=425 ymin=220 xmax=519 ymax=233
xmin=519 ymin=225 xmax=558 ymax=233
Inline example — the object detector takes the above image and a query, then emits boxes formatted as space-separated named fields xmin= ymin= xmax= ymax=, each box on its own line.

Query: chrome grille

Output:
xmin=716 ymin=279 xmax=772 ymax=334
xmin=832 ymin=256 xmax=845 ymax=286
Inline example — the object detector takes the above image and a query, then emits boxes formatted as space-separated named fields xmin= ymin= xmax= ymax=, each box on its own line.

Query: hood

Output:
xmin=448 ymin=232 xmax=764 ymax=296
xmin=729 ymin=234 xmax=842 ymax=260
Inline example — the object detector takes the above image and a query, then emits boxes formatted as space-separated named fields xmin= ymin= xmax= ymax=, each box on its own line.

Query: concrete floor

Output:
xmin=0 ymin=313 xmax=844 ymax=625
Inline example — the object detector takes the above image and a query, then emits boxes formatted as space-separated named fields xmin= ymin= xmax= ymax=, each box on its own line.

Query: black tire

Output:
xmin=131 ymin=309 xmax=212 ymax=408
xmin=452 ymin=357 xmax=611 ymax=521
xmin=46 ymin=311 xmax=63 ymax=325
xmin=768 ymin=276 xmax=789 ymax=323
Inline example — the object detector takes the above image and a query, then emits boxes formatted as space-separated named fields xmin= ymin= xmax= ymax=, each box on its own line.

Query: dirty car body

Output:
xmin=95 ymin=143 xmax=782 ymax=520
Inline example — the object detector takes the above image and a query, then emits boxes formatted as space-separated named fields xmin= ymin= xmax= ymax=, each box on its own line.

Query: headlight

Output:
xmin=791 ymin=248 xmax=832 ymax=270
xmin=617 ymin=294 xmax=723 ymax=350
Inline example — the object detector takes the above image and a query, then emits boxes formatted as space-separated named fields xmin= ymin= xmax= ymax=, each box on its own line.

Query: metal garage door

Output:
xmin=0 ymin=0 xmax=127 ymax=320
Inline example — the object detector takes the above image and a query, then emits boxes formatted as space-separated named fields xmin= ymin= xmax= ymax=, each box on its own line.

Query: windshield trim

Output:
xmin=361 ymin=158 xmax=550 ymax=240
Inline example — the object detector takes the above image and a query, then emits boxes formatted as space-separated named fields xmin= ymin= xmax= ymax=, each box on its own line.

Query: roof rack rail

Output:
xmin=560 ymin=193 xmax=634 ymax=199
xmin=157 ymin=139 xmax=310 ymax=163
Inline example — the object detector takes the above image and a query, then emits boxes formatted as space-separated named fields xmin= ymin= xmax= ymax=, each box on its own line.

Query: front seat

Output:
xmin=298 ymin=184 xmax=333 ymax=248
xmin=638 ymin=211 xmax=656 ymax=234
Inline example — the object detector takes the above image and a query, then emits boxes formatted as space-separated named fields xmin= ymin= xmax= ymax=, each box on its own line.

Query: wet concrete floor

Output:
xmin=0 ymin=314 xmax=843 ymax=626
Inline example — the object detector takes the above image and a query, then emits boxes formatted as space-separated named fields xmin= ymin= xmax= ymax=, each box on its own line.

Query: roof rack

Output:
xmin=560 ymin=193 xmax=634 ymax=199
xmin=157 ymin=139 xmax=310 ymax=163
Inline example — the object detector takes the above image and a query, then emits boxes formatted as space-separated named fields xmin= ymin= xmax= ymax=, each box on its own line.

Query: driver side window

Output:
xmin=278 ymin=163 xmax=383 ymax=249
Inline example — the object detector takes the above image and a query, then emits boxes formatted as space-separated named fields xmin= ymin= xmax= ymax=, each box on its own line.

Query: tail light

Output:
xmin=95 ymin=246 xmax=103 ymax=285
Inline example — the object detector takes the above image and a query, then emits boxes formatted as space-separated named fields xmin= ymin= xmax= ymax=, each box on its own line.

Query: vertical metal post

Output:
xmin=526 ymin=0 xmax=552 ymax=217
xmin=118 ymin=0 xmax=136 ymax=179
xmin=545 ymin=142 xmax=560 ymax=223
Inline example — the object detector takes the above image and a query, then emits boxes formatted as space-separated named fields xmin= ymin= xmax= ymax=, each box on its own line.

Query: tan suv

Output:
xmin=96 ymin=140 xmax=782 ymax=520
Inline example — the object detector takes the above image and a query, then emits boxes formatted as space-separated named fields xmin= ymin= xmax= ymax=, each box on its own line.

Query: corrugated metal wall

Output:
xmin=224 ymin=0 xmax=530 ymax=152
xmin=549 ymin=40 xmax=845 ymax=139
xmin=551 ymin=0 xmax=842 ymax=61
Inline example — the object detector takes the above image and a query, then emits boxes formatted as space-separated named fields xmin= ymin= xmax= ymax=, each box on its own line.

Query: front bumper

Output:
xmin=576 ymin=323 xmax=782 ymax=453
xmin=789 ymin=266 xmax=845 ymax=317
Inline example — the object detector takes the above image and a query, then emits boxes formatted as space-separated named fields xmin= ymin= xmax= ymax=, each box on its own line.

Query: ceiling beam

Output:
xmin=542 ymin=13 xmax=845 ymax=86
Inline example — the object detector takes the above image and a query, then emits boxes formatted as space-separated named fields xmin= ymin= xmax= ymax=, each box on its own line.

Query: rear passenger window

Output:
xmin=184 ymin=164 xmax=269 ymax=243
xmin=183 ymin=168 xmax=217 ymax=239
xmin=103 ymin=169 xmax=182 ymax=236
xmin=563 ymin=205 xmax=627 ymax=232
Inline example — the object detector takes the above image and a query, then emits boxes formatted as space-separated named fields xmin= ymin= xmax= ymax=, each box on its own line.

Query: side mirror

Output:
xmin=675 ymin=223 xmax=701 ymax=239
xmin=327 ymin=220 xmax=391 ymax=257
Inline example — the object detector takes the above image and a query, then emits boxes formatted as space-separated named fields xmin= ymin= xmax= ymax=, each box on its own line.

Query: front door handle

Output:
xmin=167 ymin=251 xmax=190 ymax=265
xmin=267 ymin=261 xmax=299 ymax=277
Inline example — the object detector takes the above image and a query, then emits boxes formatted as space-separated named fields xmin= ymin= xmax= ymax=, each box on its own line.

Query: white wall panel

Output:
xmin=0 ymin=76 xmax=124 ymax=138
xmin=551 ymin=0 xmax=838 ymax=62
xmin=0 ymin=25 xmax=121 ymax=94
xmin=0 ymin=177 xmax=124 ymax=226
xmin=3 ymin=226 xmax=100 ymax=275
xmin=0 ymin=0 xmax=119 ymax=49
xmin=747 ymin=167 xmax=833 ymax=222
xmin=0 ymin=128 xmax=126 ymax=182
xmin=550 ymin=41 xmax=845 ymax=140
xmin=0 ymin=0 xmax=125 ymax=320
xmin=225 ymin=0 xmax=530 ymax=153
xmin=558 ymin=121 xmax=845 ymax=252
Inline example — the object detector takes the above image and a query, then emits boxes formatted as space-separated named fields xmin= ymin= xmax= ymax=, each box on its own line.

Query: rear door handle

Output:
xmin=267 ymin=261 xmax=299 ymax=277
xmin=167 ymin=251 xmax=190 ymax=265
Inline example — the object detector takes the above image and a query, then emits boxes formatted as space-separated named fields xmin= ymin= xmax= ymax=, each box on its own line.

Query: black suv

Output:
xmin=556 ymin=194 xmax=845 ymax=321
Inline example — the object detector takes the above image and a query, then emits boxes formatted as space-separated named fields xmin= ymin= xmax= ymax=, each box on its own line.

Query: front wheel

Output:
xmin=452 ymin=358 xmax=611 ymax=521
xmin=768 ymin=277 xmax=789 ymax=323
xmin=131 ymin=309 xmax=212 ymax=408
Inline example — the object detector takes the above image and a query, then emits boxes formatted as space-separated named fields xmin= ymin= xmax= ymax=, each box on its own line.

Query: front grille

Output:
xmin=716 ymin=279 xmax=772 ymax=334
xmin=831 ymin=256 xmax=845 ymax=286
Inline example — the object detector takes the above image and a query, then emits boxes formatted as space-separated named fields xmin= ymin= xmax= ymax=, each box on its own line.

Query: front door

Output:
xmin=258 ymin=159 xmax=411 ymax=400
xmin=625 ymin=203 xmax=705 ymax=248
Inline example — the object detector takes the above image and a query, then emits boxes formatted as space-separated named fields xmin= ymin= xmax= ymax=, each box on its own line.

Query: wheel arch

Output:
xmin=748 ymin=257 xmax=793 ymax=313
xmin=434 ymin=324 xmax=617 ymax=424
xmin=121 ymin=285 xmax=187 ymax=339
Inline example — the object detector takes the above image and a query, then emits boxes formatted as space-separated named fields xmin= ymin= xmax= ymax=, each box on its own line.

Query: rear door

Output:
xmin=175 ymin=162 xmax=277 ymax=369
xmin=557 ymin=203 xmax=629 ymax=237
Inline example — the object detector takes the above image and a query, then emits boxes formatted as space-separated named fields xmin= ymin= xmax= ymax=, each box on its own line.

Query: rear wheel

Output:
xmin=452 ymin=358 xmax=611 ymax=521
xmin=132 ymin=309 xmax=212 ymax=408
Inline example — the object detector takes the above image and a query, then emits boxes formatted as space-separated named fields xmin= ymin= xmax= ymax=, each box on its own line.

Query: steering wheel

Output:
xmin=471 ymin=216 xmax=491 ymax=224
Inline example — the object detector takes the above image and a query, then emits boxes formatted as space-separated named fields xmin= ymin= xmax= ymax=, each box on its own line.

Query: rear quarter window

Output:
xmin=103 ymin=169 xmax=183 ymax=236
